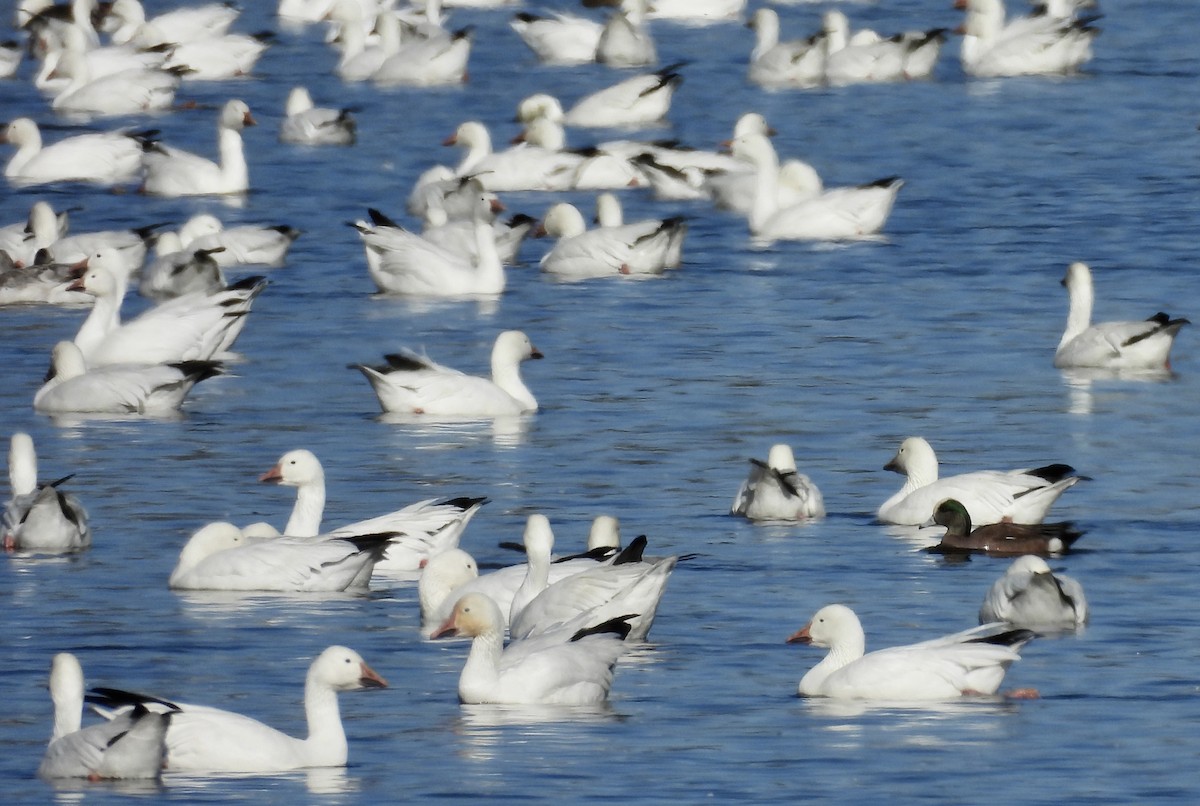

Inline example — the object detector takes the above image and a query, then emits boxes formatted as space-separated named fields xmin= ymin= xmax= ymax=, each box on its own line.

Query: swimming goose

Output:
xmin=142 ymin=99 xmax=255 ymax=196
xmin=516 ymin=117 xmax=647 ymax=190
xmin=955 ymin=0 xmax=1099 ymax=78
xmin=35 ymin=22 xmax=170 ymax=95
xmin=1054 ymin=261 xmax=1188 ymax=371
xmin=372 ymin=25 xmax=472 ymax=86
xmin=510 ymin=11 xmax=603 ymax=65
xmin=85 ymin=645 xmax=387 ymax=772
xmin=280 ymin=86 xmax=357 ymax=146
xmin=421 ymin=202 xmax=535 ymax=265
xmin=16 ymin=202 xmax=155 ymax=277
xmin=3 ymin=431 xmax=90 ymax=553
xmin=35 ymin=341 xmax=224 ymax=416
xmin=929 ymin=499 xmax=1085 ymax=557
xmin=432 ymin=592 xmax=630 ymax=705
xmin=731 ymin=443 xmax=825 ymax=522
xmin=179 ymin=214 xmax=302 ymax=268
xmin=564 ymin=63 xmax=683 ymax=129
xmin=0 ymin=39 xmax=22 ymax=79
xmin=730 ymin=132 xmax=902 ymax=242
xmin=596 ymin=0 xmax=656 ymax=68
xmin=441 ymin=120 xmax=579 ymax=192
xmin=820 ymin=11 xmax=945 ymax=86
xmin=138 ymin=233 xmax=227 ymax=301
xmin=788 ymin=604 xmax=1035 ymax=700
xmin=149 ymin=30 xmax=271 ymax=81
xmin=2 ymin=117 xmax=154 ymax=186
xmin=747 ymin=8 xmax=825 ymax=88
xmin=38 ymin=653 xmax=169 ymax=780
xmin=49 ymin=49 xmax=183 ymax=118
xmin=354 ymin=330 xmax=542 ymax=417
xmin=538 ymin=202 xmax=684 ymax=278
xmin=979 ymin=555 xmax=1088 ymax=630
xmin=878 ymin=437 xmax=1081 ymax=526
xmin=0 ymin=251 xmax=91 ymax=306
xmin=106 ymin=0 xmax=240 ymax=46
xmin=327 ymin=2 xmax=403 ymax=81
xmin=646 ymin=0 xmax=745 ymax=22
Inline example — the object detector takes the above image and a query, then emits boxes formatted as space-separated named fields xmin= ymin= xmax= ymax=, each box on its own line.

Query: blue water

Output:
xmin=3 ymin=0 xmax=1200 ymax=802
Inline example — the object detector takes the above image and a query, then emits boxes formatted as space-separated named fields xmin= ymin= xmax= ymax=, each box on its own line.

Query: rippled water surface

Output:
xmin=3 ymin=0 xmax=1200 ymax=802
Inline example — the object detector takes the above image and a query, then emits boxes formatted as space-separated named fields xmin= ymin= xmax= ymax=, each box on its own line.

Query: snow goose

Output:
xmin=280 ymin=86 xmax=357 ymax=146
xmin=152 ymin=29 xmax=272 ymax=81
xmin=510 ymin=11 xmax=603 ymax=65
xmin=257 ymin=447 xmax=487 ymax=571
xmin=38 ymin=653 xmax=170 ymax=780
xmin=49 ymin=49 xmax=183 ymax=118
xmin=2 ymin=117 xmax=154 ymax=186
xmin=788 ymin=604 xmax=1036 ymax=701
xmin=33 ymin=19 xmax=166 ymax=95
xmin=106 ymin=0 xmax=240 ymax=46
xmin=928 ymin=498 xmax=1084 ymax=557
xmin=353 ymin=330 xmax=542 ymax=417
xmin=593 ymin=192 xmax=685 ymax=268
xmin=168 ymin=521 xmax=393 ymax=592
xmin=1054 ymin=261 xmax=1188 ymax=371
xmin=138 ymin=234 xmax=226 ymax=301
xmin=730 ymin=132 xmax=902 ymax=242
xmin=432 ymin=592 xmax=630 ymax=705
xmin=142 ymin=100 xmax=255 ymax=196
xmin=0 ymin=39 xmax=22 ymax=79
xmin=421 ymin=202 xmax=535 ymax=266
xmin=35 ymin=340 xmax=224 ymax=415
xmin=979 ymin=555 xmax=1088 ymax=630
xmin=564 ymin=63 xmax=683 ymax=129
xmin=69 ymin=256 xmax=265 ymax=364
xmin=596 ymin=0 xmax=656 ymax=68
xmin=86 ymin=645 xmax=387 ymax=772
xmin=0 ymin=251 xmax=91 ymax=306
xmin=179 ymin=214 xmax=302 ymax=268
xmin=819 ymin=11 xmax=909 ymax=86
xmin=442 ymin=120 xmax=579 ymax=192
xmin=731 ymin=443 xmax=825 ymax=522
xmin=372 ymin=25 xmax=472 ymax=86
xmin=538 ymin=201 xmax=684 ymax=279
xmin=353 ymin=195 xmax=507 ymax=296
xmin=3 ymin=431 xmax=90 ymax=553
xmin=956 ymin=0 xmax=1099 ymax=78
xmin=747 ymin=8 xmax=825 ymax=89
xmin=516 ymin=117 xmax=646 ymax=191
xmin=877 ymin=436 xmax=1082 ymax=526
xmin=646 ymin=0 xmax=745 ymax=22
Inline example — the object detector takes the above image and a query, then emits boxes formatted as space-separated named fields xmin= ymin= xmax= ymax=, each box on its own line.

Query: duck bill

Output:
xmin=430 ymin=615 xmax=458 ymax=640
xmin=258 ymin=464 xmax=283 ymax=483
xmin=359 ymin=662 xmax=388 ymax=689
xmin=786 ymin=623 xmax=814 ymax=645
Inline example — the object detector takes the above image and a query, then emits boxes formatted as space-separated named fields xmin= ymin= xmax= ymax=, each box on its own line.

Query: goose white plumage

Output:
xmin=442 ymin=120 xmax=579 ymax=192
xmin=731 ymin=443 xmax=825 ymax=522
xmin=372 ymin=26 xmax=472 ymax=87
xmin=820 ymin=11 xmax=945 ymax=86
xmin=2 ymin=118 xmax=152 ymax=186
xmin=979 ymin=555 xmax=1088 ymax=630
xmin=0 ymin=252 xmax=90 ymax=306
xmin=563 ymin=64 xmax=683 ymax=129
xmin=3 ymin=432 xmax=90 ymax=552
xmin=788 ymin=604 xmax=1035 ymax=700
xmin=354 ymin=330 xmax=542 ymax=417
xmin=877 ymin=436 xmax=1082 ymax=526
xmin=327 ymin=2 xmax=402 ymax=81
xmin=538 ymin=202 xmax=684 ymax=279
xmin=138 ymin=234 xmax=226 ymax=301
xmin=432 ymin=592 xmax=630 ymax=705
xmin=106 ymin=0 xmax=240 ymax=46
xmin=596 ymin=0 xmax=656 ymax=69
xmin=593 ymin=192 xmax=685 ymax=269
xmin=956 ymin=0 xmax=1099 ymax=78
xmin=516 ymin=117 xmax=647 ymax=191
xmin=16 ymin=200 xmax=153 ymax=274
xmin=86 ymin=646 xmax=387 ymax=772
xmin=510 ymin=11 xmax=603 ymax=64
xmin=35 ymin=341 xmax=223 ymax=415
xmin=141 ymin=99 xmax=256 ymax=197
xmin=49 ymin=49 xmax=182 ymax=118
xmin=178 ymin=214 xmax=301 ymax=268
xmin=1054 ymin=261 xmax=1188 ymax=371
xmin=647 ymin=0 xmax=745 ymax=22
xmin=154 ymin=31 xmax=271 ymax=81
xmin=747 ymin=8 xmax=825 ymax=89
xmin=38 ymin=653 xmax=169 ymax=780
xmin=280 ymin=86 xmax=357 ymax=146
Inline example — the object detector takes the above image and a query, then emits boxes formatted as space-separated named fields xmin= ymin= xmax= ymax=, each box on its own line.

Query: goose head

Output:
xmin=259 ymin=449 xmax=325 ymax=488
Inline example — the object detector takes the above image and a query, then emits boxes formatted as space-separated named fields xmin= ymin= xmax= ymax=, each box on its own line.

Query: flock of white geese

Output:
xmin=0 ymin=0 xmax=1185 ymax=783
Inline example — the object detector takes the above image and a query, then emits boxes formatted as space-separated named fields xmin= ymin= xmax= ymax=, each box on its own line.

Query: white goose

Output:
xmin=730 ymin=132 xmax=903 ymax=242
xmin=593 ymin=192 xmax=686 ymax=269
xmin=142 ymin=99 xmax=256 ymax=197
xmin=821 ymin=11 xmax=946 ymax=86
xmin=155 ymin=30 xmax=272 ymax=81
xmin=372 ymin=26 xmax=472 ymax=87
xmin=564 ymin=64 xmax=683 ymax=129
xmin=38 ymin=653 xmax=169 ymax=780
xmin=0 ymin=39 xmax=21 ymax=79
xmin=432 ymin=592 xmax=630 ymax=705
xmin=106 ymin=0 xmax=240 ymax=46
xmin=280 ymin=86 xmax=357 ymax=146
xmin=3 ymin=431 xmax=90 ymax=553
xmin=877 ymin=436 xmax=1082 ymax=526
xmin=731 ymin=443 xmax=825 ymax=522
xmin=956 ymin=0 xmax=1099 ymax=78
xmin=538 ymin=202 xmax=684 ymax=279
xmin=510 ymin=10 xmax=603 ymax=65
xmin=442 ymin=120 xmax=579 ymax=192
xmin=596 ymin=0 xmax=656 ymax=69
xmin=747 ymin=8 xmax=825 ymax=89
xmin=49 ymin=49 xmax=182 ymax=118
xmin=354 ymin=194 xmax=507 ymax=297
xmin=138 ymin=233 xmax=226 ymax=301
xmin=1054 ymin=261 xmax=1188 ymax=371
xmin=327 ymin=2 xmax=403 ymax=81
xmin=257 ymin=447 xmax=487 ymax=572
xmin=34 ymin=341 xmax=223 ymax=416
xmin=2 ymin=117 xmax=152 ymax=186
xmin=353 ymin=330 xmax=542 ymax=417
xmin=516 ymin=117 xmax=646 ymax=191
xmin=179 ymin=214 xmax=302 ymax=268
xmin=16 ymin=202 xmax=155 ymax=277
xmin=0 ymin=252 xmax=90 ymax=307
xmin=86 ymin=646 xmax=387 ymax=772
xmin=647 ymin=0 xmax=745 ymax=22
xmin=36 ymin=24 xmax=170 ymax=95
xmin=979 ymin=555 xmax=1088 ymax=630
xmin=788 ymin=604 xmax=1035 ymax=701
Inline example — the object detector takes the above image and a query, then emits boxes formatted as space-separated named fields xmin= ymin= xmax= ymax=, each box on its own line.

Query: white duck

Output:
xmin=731 ymin=443 xmax=825 ymax=522
xmin=432 ymin=592 xmax=630 ymax=705
xmin=353 ymin=330 xmax=542 ymax=417
xmin=34 ymin=341 xmax=223 ymax=416
xmin=1054 ymin=261 xmax=1188 ymax=371
xmin=788 ymin=604 xmax=1035 ymax=700
xmin=746 ymin=8 xmax=825 ymax=89
xmin=141 ymin=99 xmax=256 ymax=197
xmin=280 ymin=86 xmax=357 ymax=146
xmin=2 ymin=118 xmax=153 ymax=186
xmin=3 ymin=431 xmax=90 ymax=553
xmin=538 ymin=202 xmax=684 ymax=279
xmin=86 ymin=646 xmax=387 ymax=772
xmin=354 ymin=195 xmax=507 ymax=297
xmin=257 ymin=447 xmax=487 ymax=572
xmin=179 ymin=214 xmax=302 ymax=268
xmin=38 ymin=653 xmax=169 ymax=780
xmin=979 ymin=555 xmax=1088 ymax=630
xmin=49 ymin=49 xmax=182 ymax=118
xmin=877 ymin=436 xmax=1082 ymax=526
xmin=956 ymin=0 xmax=1098 ymax=78
xmin=564 ymin=64 xmax=683 ymax=129
xmin=510 ymin=10 xmax=603 ymax=65
xmin=168 ymin=521 xmax=392 ymax=592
